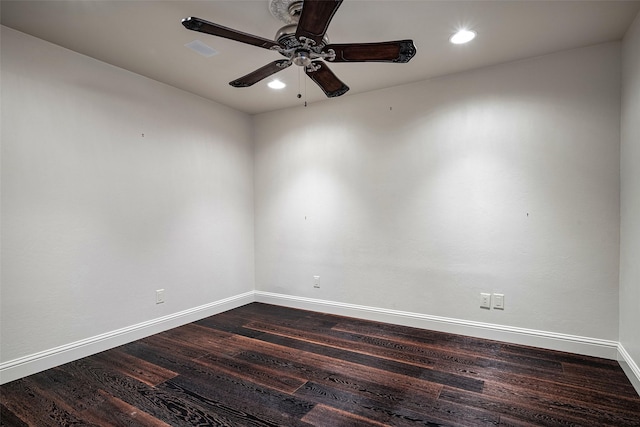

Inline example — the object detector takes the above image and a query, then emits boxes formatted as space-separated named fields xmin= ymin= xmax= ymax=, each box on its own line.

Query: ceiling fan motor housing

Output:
xmin=275 ymin=24 xmax=299 ymax=49
xmin=275 ymin=22 xmax=331 ymax=69
xmin=276 ymin=24 xmax=330 ymax=49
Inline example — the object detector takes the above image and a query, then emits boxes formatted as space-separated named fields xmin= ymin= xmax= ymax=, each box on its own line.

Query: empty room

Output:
xmin=1 ymin=0 xmax=640 ymax=425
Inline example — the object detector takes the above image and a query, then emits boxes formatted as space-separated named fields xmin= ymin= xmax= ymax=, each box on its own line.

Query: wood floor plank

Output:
xmin=2 ymin=302 xmax=639 ymax=426
xmin=139 ymin=332 xmax=212 ymax=359
xmin=223 ymin=327 xmax=486 ymax=393
xmin=120 ymin=339 xmax=217 ymax=378
xmin=476 ymin=357 xmax=636 ymax=397
xmin=331 ymin=317 xmax=503 ymax=356
xmin=474 ymin=357 xmax=563 ymax=379
xmin=441 ymin=384 xmax=640 ymax=427
xmin=498 ymin=342 xmax=621 ymax=367
xmin=561 ymin=360 xmax=638 ymax=389
xmin=156 ymin=322 xmax=237 ymax=353
xmin=235 ymin=349 xmax=443 ymax=409
xmin=58 ymin=356 xmax=237 ymax=426
xmin=471 ymin=366 xmax=640 ymax=414
xmin=78 ymin=390 xmax=173 ymax=427
xmin=481 ymin=381 xmax=640 ymax=426
xmin=294 ymin=381 xmax=460 ymax=426
xmin=0 ymin=403 xmax=28 ymax=427
xmin=221 ymin=306 xmax=340 ymax=332
xmin=439 ymin=386 xmax=589 ymax=427
xmin=117 ymin=339 xmax=206 ymax=380
xmin=194 ymin=314 xmax=267 ymax=338
xmin=165 ymin=373 xmax=316 ymax=426
xmin=19 ymin=366 xmax=109 ymax=414
xmin=302 ymin=404 xmax=390 ymax=427
xmin=220 ymin=333 xmax=444 ymax=399
xmin=91 ymin=348 xmax=179 ymax=387
xmin=221 ymin=303 xmax=335 ymax=326
xmin=245 ymin=320 xmax=481 ymax=372
xmin=194 ymin=351 xmax=307 ymax=393
xmin=497 ymin=414 xmax=544 ymax=427
xmin=0 ymin=376 xmax=98 ymax=427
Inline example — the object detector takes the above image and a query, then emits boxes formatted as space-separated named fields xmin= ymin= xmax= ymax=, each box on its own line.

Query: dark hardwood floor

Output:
xmin=2 ymin=303 xmax=639 ymax=426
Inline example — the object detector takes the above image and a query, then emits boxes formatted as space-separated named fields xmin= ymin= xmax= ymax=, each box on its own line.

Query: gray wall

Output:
xmin=620 ymin=13 xmax=640 ymax=381
xmin=254 ymin=42 xmax=621 ymax=341
xmin=1 ymin=26 xmax=255 ymax=364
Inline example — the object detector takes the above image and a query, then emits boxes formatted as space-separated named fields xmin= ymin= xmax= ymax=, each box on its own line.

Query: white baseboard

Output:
xmin=0 ymin=291 xmax=254 ymax=385
xmin=4 ymin=291 xmax=635 ymax=391
xmin=254 ymin=291 xmax=620 ymax=360
xmin=618 ymin=344 xmax=640 ymax=395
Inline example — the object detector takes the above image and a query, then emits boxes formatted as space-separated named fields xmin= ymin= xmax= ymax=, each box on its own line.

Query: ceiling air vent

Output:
xmin=184 ymin=40 xmax=219 ymax=57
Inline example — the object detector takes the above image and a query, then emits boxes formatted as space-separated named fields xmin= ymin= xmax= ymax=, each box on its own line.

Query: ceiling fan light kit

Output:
xmin=182 ymin=0 xmax=416 ymax=98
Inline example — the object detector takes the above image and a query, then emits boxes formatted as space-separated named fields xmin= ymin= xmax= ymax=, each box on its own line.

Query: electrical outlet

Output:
xmin=313 ymin=275 xmax=320 ymax=288
xmin=493 ymin=293 xmax=505 ymax=310
xmin=480 ymin=293 xmax=491 ymax=309
xmin=156 ymin=289 xmax=165 ymax=304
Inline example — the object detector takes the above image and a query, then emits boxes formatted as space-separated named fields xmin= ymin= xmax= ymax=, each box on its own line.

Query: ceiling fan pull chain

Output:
xmin=297 ymin=66 xmax=302 ymax=100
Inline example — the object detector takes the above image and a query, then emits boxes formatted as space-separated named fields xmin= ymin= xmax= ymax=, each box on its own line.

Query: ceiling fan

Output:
xmin=182 ymin=0 xmax=416 ymax=98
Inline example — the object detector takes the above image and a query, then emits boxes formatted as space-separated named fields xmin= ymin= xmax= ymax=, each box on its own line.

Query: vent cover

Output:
xmin=185 ymin=40 xmax=219 ymax=57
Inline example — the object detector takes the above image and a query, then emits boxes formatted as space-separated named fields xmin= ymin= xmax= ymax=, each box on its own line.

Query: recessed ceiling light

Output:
xmin=267 ymin=79 xmax=286 ymax=89
xmin=450 ymin=29 xmax=476 ymax=45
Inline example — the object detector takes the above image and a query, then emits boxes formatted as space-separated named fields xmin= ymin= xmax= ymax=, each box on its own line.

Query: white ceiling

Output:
xmin=2 ymin=0 xmax=639 ymax=115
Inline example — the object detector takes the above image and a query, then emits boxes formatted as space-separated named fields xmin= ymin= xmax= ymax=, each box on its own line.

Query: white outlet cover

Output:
xmin=480 ymin=293 xmax=491 ymax=309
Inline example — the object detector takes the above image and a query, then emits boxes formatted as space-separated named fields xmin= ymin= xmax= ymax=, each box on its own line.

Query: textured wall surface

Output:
xmin=254 ymin=42 xmax=621 ymax=340
xmin=1 ymin=27 xmax=255 ymax=363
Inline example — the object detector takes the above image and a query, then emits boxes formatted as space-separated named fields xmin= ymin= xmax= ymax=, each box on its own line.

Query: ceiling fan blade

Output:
xmin=230 ymin=60 xmax=292 ymax=88
xmin=305 ymin=62 xmax=349 ymax=98
xmin=296 ymin=0 xmax=343 ymax=47
xmin=182 ymin=17 xmax=281 ymax=50
xmin=326 ymin=40 xmax=417 ymax=63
